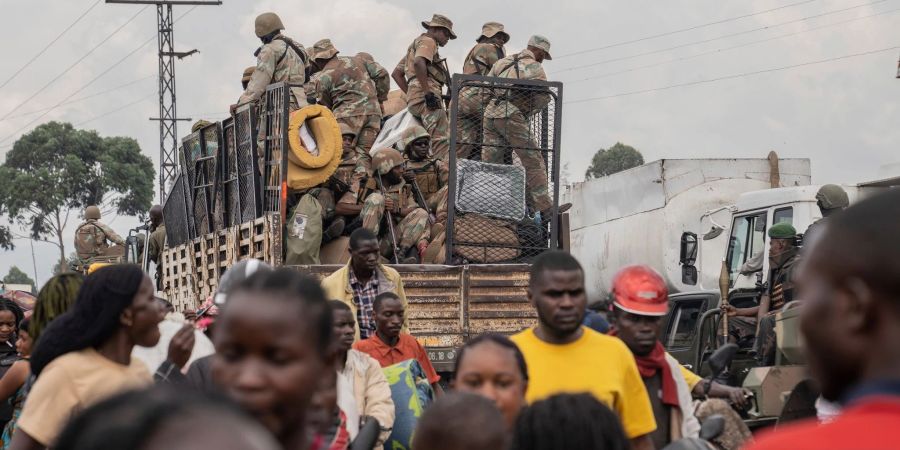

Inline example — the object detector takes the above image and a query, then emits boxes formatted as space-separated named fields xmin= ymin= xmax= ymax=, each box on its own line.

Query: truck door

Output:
xmin=727 ymin=211 xmax=768 ymax=292
xmin=664 ymin=292 xmax=714 ymax=371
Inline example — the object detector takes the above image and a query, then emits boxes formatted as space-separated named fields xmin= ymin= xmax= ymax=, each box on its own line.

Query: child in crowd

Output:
xmin=352 ymin=292 xmax=442 ymax=394
xmin=412 ymin=393 xmax=508 ymax=450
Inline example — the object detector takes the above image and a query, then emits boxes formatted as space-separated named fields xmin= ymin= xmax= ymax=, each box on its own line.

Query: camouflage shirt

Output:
xmin=406 ymin=158 xmax=448 ymax=199
xmin=462 ymin=42 xmax=505 ymax=75
xmin=74 ymin=219 xmax=125 ymax=260
xmin=484 ymin=48 xmax=550 ymax=119
xmin=334 ymin=153 xmax=365 ymax=205
xmin=403 ymin=34 xmax=449 ymax=105
xmin=354 ymin=55 xmax=391 ymax=103
xmin=314 ymin=56 xmax=381 ymax=118
xmin=238 ymin=35 xmax=309 ymax=108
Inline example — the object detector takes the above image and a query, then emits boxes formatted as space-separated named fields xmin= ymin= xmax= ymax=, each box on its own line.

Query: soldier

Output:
xmin=309 ymin=39 xmax=382 ymax=176
xmin=396 ymin=125 xmax=448 ymax=225
xmin=147 ymin=205 xmax=166 ymax=289
xmin=804 ymin=184 xmax=850 ymax=246
xmin=316 ymin=123 xmax=367 ymax=243
xmin=482 ymin=35 xmax=562 ymax=217
xmin=236 ymin=12 xmax=308 ymax=111
xmin=354 ymin=52 xmax=391 ymax=108
xmin=360 ymin=148 xmax=430 ymax=263
xmin=241 ymin=66 xmax=255 ymax=90
xmin=397 ymin=14 xmax=456 ymax=162
xmin=457 ymin=22 xmax=509 ymax=159
xmin=74 ymin=205 xmax=125 ymax=262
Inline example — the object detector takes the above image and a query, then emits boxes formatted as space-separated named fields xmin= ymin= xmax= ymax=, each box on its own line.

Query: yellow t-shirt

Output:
xmin=679 ymin=363 xmax=703 ymax=391
xmin=511 ymin=327 xmax=657 ymax=438
xmin=17 ymin=348 xmax=152 ymax=446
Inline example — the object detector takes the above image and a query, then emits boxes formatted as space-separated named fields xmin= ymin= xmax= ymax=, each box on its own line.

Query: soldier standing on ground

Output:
xmin=147 ymin=205 xmax=166 ymax=290
xmin=309 ymin=39 xmax=383 ymax=176
xmin=396 ymin=14 xmax=456 ymax=162
xmin=74 ymin=206 xmax=125 ymax=262
xmin=236 ymin=12 xmax=308 ymax=111
xmin=457 ymin=22 xmax=509 ymax=160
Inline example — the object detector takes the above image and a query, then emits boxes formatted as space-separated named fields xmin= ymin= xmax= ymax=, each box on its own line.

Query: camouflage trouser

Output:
xmin=429 ymin=185 xmax=449 ymax=223
xmin=482 ymin=115 xmax=552 ymax=212
xmin=360 ymin=193 xmax=430 ymax=249
xmin=755 ymin=313 xmax=777 ymax=366
xmin=310 ymin=188 xmax=336 ymax=222
xmin=455 ymin=113 xmax=482 ymax=160
xmin=694 ymin=399 xmax=753 ymax=450
xmin=408 ymin=101 xmax=451 ymax=163
xmin=338 ymin=114 xmax=380 ymax=175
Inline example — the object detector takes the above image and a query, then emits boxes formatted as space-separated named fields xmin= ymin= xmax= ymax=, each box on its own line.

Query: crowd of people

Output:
xmin=0 ymin=187 xmax=895 ymax=449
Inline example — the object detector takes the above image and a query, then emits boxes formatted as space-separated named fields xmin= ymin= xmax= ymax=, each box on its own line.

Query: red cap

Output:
xmin=611 ymin=265 xmax=669 ymax=316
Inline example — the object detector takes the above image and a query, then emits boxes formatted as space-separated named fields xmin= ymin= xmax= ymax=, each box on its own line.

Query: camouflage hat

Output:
xmin=815 ymin=184 xmax=849 ymax=211
xmin=397 ymin=125 xmax=430 ymax=153
xmin=254 ymin=12 xmax=284 ymax=38
xmin=339 ymin=122 xmax=356 ymax=137
xmin=479 ymin=22 xmax=508 ymax=43
xmin=191 ymin=120 xmax=212 ymax=133
xmin=355 ymin=52 xmax=374 ymax=63
xmin=84 ymin=205 xmax=101 ymax=220
xmin=241 ymin=66 xmax=255 ymax=83
xmin=372 ymin=148 xmax=405 ymax=175
xmin=312 ymin=38 xmax=339 ymax=61
xmin=421 ymin=14 xmax=457 ymax=39
xmin=767 ymin=222 xmax=797 ymax=239
xmin=527 ymin=35 xmax=552 ymax=60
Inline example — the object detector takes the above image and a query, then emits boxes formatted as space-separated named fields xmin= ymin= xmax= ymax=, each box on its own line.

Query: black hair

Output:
xmin=155 ymin=297 xmax=174 ymax=313
xmin=30 ymin=272 xmax=83 ymax=343
xmin=453 ymin=333 xmax=528 ymax=382
xmin=529 ymin=251 xmax=583 ymax=289
xmin=18 ymin=317 xmax=30 ymax=335
xmin=328 ymin=299 xmax=352 ymax=313
xmin=54 ymin=386 xmax=270 ymax=450
xmin=349 ymin=228 xmax=378 ymax=251
xmin=373 ymin=291 xmax=401 ymax=313
xmin=30 ymin=265 xmax=145 ymax=376
xmin=412 ymin=392 xmax=508 ymax=450
xmin=226 ymin=268 xmax=333 ymax=357
xmin=511 ymin=393 xmax=630 ymax=450
xmin=0 ymin=298 xmax=24 ymax=332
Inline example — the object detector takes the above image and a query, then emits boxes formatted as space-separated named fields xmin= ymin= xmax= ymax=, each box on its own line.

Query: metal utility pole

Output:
xmin=106 ymin=1 xmax=221 ymax=203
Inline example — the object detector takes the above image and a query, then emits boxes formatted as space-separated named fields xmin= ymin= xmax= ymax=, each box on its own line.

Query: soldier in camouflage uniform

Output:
xmin=309 ymin=39 xmax=383 ymax=176
xmin=360 ymin=148 xmax=431 ymax=263
xmin=400 ymin=14 xmax=456 ymax=162
xmin=237 ymin=12 xmax=309 ymax=110
xmin=354 ymin=52 xmax=391 ymax=107
xmin=396 ymin=125 xmax=448 ymax=225
xmin=241 ymin=66 xmax=255 ymax=90
xmin=482 ymin=35 xmax=554 ymax=214
xmin=457 ymin=22 xmax=509 ymax=160
xmin=314 ymin=122 xmax=367 ymax=243
xmin=74 ymin=205 xmax=125 ymax=262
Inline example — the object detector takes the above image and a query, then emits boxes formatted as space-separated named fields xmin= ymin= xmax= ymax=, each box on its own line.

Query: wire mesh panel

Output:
xmin=162 ymin=173 xmax=192 ymax=246
xmin=261 ymin=83 xmax=292 ymax=216
xmin=447 ymin=74 xmax=563 ymax=263
xmin=202 ymin=123 xmax=225 ymax=232
xmin=181 ymin=122 xmax=221 ymax=236
xmin=234 ymin=103 xmax=261 ymax=223
xmin=221 ymin=117 xmax=241 ymax=227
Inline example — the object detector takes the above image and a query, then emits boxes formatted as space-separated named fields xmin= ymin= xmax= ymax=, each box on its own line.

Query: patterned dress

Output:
xmin=0 ymin=383 xmax=27 ymax=450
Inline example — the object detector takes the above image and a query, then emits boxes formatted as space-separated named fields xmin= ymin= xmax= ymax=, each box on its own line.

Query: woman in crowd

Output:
xmin=0 ymin=317 xmax=32 ymax=449
xmin=512 ymin=393 xmax=630 ymax=450
xmin=211 ymin=268 xmax=335 ymax=450
xmin=28 ymin=273 xmax=82 ymax=344
xmin=10 ymin=265 xmax=162 ymax=450
xmin=0 ymin=299 xmax=25 ymax=434
xmin=452 ymin=333 xmax=528 ymax=429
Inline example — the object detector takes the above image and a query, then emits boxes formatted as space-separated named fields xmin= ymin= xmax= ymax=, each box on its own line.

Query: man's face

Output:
xmin=528 ymin=269 xmax=586 ymax=336
xmin=375 ymin=298 xmax=404 ymax=339
xmin=433 ymin=28 xmax=450 ymax=46
xmin=769 ymin=238 xmax=789 ymax=258
xmin=614 ymin=310 xmax=663 ymax=357
xmin=408 ymin=137 xmax=430 ymax=161
xmin=350 ymin=239 xmax=379 ymax=276
xmin=531 ymin=48 xmax=547 ymax=63
xmin=341 ymin=134 xmax=355 ymax=155
xmin=332 ymin=309 xmax=356 ymax=352
xmin=384 ymin=164 xmax=404 ymax=185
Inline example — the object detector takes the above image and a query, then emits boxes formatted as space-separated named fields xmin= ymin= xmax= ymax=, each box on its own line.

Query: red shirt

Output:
xmin=746 ymin=397 xmax=900 ymax=450
xmin=352 ymin=333 xmax=441 ymax=384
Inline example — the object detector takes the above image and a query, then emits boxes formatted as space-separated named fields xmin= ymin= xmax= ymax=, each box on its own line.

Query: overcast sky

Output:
xmin=1 ymin=0 xmax=898 ymax=286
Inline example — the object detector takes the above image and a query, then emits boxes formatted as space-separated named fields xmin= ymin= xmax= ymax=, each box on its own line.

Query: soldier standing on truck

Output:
xmin=236 ymin=12 xmax=308 ymax=111
xmin=74 ymin=205 xmax=125 ymax=262
xmin=147 ymin=205 xmax=166 ymax=289
xmin=360 ymin=148 xmax=432 ymax=263
xmin=240 ymin=66 xmax=255 ymax=90
xmin=309 ymin=39 xmax=383 ymax=176
xmin=457 ymin=22 xmax=509 ymax=160
xmin=804 ymin=184 xmax=850 ymax=247
xmin=394 ymin=14 xmax=456 ymax=162
xmin=354 ymin=52 xmax=391 ymax=113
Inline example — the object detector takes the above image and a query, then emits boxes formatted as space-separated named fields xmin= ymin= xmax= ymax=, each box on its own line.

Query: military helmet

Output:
xmin=816 ymin=184 xmax=849 ymax=211
xmin=84 ymin=205 xmax=101 ymax=220
xmin=339 ymin=122 xmax=356 ymax=138
xmin=397 ymin=125 xmax=430 ymax=153
xmin=372 ymin=148 xmax=404 ymax=175
xmin=255 ymin=12 xmax=285 ymax=38
xmin=191 ymin=119 xmax=212 ymax=133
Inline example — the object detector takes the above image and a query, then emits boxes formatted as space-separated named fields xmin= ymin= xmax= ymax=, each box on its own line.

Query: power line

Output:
xmin=0 ymin=5 xmax=150 ymax=121
xmin=554 ymin=0 xmax=819 ymax=59
xmin=76 ymin=93 xmax=155 ymax=127
xmin=0 ymin=0 xmax=103 ymax=92
xmin=1 ymin=75 xmax=155 ymax=121
xmin=563 ymin=5 xmax=900 ymax=84
xmin=566 ymin=45 xmax=899 ymax=104
xmin=554 ymin=0 xmax=889 ymax=74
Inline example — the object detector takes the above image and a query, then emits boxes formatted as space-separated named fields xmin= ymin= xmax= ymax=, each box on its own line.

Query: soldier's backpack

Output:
xmin=74 ymin=222 xmax=106 ymax=259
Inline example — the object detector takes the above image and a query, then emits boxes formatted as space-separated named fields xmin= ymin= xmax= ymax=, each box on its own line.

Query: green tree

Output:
xmin=584 ymin=142 xmax=644 ymax=179
xmin=52 ymin=253 xmax=81 ymax=275
xmin=2 ymin=266 xmax=34 ymax=290
xmin=0 ymin=122 xmax=154 ymax=270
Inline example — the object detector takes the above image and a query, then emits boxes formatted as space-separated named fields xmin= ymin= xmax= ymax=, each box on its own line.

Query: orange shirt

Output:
xmin=352 ymin=333 xmax=440 ymax=384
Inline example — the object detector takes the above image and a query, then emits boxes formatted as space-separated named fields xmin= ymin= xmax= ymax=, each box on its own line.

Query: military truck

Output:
xmin=158 ymin=75 xmax=564 ymax=371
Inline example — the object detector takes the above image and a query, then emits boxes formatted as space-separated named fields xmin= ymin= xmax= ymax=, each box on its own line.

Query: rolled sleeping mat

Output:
xmin=286 ymin=104 xmax=343 ymax=190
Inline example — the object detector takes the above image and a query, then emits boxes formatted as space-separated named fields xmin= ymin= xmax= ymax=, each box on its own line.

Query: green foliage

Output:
xmin=52 ymin=253 xmax=81 ymax=276
xmin=0 ymin=122 xmax=154 ymax=266
xmin=2 ymin=266 xmax=34 ymax=288
xmin=584 ymin=142 xmax=644 ymax=179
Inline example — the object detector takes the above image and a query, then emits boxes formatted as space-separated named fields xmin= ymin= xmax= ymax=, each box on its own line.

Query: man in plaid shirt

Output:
xmin=349 ymin=264 xmax=379 ymax=339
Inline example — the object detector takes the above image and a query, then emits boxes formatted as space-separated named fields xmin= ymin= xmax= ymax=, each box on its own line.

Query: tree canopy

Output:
xmin=2 ymin=266 xmax=34 ymax=289
xmin=584 ymin=142 xmax=644 ymax=179
xmin=0 ymin=122 xmax=154 ymax=269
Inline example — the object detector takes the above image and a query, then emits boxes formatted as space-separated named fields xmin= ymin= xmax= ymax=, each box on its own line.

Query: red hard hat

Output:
xmin=611 ymin=265 xmax=669 ymax=316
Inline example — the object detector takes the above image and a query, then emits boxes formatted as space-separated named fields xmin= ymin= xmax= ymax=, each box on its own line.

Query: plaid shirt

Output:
xmin=349 ymin=268 xmax=379 ymax=339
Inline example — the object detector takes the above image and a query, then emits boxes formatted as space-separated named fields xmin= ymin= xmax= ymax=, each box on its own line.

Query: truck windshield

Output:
xmin=726 ymin=212 xmax=767 ymax=285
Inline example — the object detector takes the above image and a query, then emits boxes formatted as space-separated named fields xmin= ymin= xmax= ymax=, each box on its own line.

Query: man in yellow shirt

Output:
xmin=511 ymin=251 xmax=656 ymax=450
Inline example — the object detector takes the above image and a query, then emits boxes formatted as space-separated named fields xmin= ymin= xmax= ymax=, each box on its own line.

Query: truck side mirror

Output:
xmin=682 ymin=265 xmax=697 ymax=285
xmin=680 ymin=232 xmax=698 ymax=265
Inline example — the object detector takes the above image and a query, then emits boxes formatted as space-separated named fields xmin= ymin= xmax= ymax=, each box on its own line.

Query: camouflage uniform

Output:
xmin=238 ymin=34 xmax=309 ymax=110
xmin=74 ymin=219 xmax=125 ymax=261
xmin=756 ymin=247 xmax=800 ymax=365
xmin=361 ymin=149 xmax=430 ymax=254
xmin=355 ymin=52 xmax=391 ymax=104
xmin=147 ymin=224 xmax=166 ymax=288
xmin=316 ymin=125 xmax=365 ymax=222
xmin=403 ymin=31 xmax=452 ymax=162
xmin=457 ymin=26 xmax=506 ymax=159
xmin=397 ymin=125 xmax=449 ymax=222
xmin=482 ymin=41 xmax=552 ymax=212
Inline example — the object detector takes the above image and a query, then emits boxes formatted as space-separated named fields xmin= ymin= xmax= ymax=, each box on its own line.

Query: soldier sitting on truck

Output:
xmin=725 ymin=222 xmax=801 ymax=365
xmin=74 ymin=205 xmax=126 ymax=263
xmin=314 ymin=123 xmax=367 ymax=244
xmin=397 ymin=125 xmax=448 ymax=228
